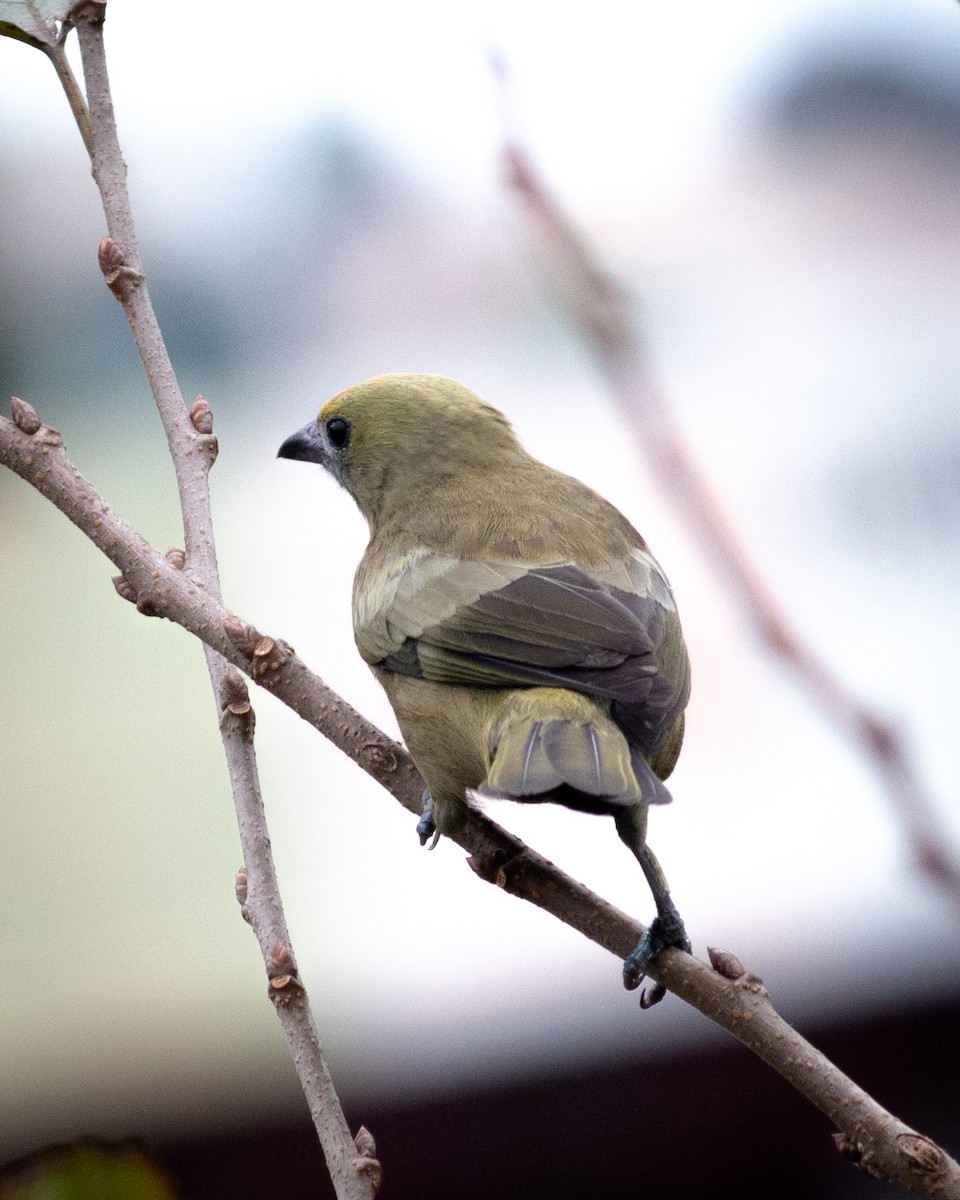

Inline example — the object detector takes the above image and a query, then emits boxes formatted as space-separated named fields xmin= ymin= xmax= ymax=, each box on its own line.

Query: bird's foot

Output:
xmin=416 ymin=791 xmax=440 ymax=849
xmin=622 ymin=908 xmax=691 ymax=1004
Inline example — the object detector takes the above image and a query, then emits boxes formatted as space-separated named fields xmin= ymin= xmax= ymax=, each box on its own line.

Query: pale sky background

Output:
xmin=1 ymin=0 xmax=959 ymax=1158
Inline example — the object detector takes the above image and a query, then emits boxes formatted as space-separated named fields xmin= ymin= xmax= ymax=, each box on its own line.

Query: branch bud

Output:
xmin=165 ymin=548 xmax=186 ymax=570
xmin=354 ymin=1127 xmax=377 ymax=1159
xmin=97 ymin=234 xmax=143 ymax=300
xmin=708 ymin=947 xmax=746 ymax=980
xmin=98 ymin=235 xmax=125 ymax=275
xmin=266 ymin=942 xmax=304 ymax=1007
xmin=10 ymin=397 xmax=41 ymax=435
xmin=112 ymin=575 xmax=138 ymax=605
xmin=235 ymin=866 xmax=248 ymax=906
xmin=221 ymin=665 xmax=251 ymax=715
xmin=189 ymin=396 xmax=213 ymax=435
xmin=248 ymin=635 xmax=293 ymax=682
xmin=268 ymin=941 xmax=297 ymax=978
xmin=223 ymin=615 xmax=261 ymax=654
xmin=354 ymin=1127 xmax=383 ymax=1190
xmin=466 ymin=849 xmax=509 ymax=884
xmin=833 ymin=1132 xmax=861 ymax=1164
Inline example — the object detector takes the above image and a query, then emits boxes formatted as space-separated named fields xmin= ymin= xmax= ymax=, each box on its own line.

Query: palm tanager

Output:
xmin=279 ymin=374 xmax=692 ymax=997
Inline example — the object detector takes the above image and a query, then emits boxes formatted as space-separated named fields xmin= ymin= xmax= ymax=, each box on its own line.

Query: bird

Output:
xmin=278 ymin=373 xmax=691 ymax=999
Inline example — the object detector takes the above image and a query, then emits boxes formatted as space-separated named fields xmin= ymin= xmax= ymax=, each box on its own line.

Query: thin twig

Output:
xmin=222 ymin=672 xmax=382 ymax=1199
xmin=499 ymin=135 xmax=960 ymax=912
xmin=40 ymin=4 xmax=381 ymax=1194
xmin=71 ymin=2 xmax=217 ymax=568
xmin=41 ymin=41 xmax=93 ymax=155
xmin=1 ymin=409 xmax=957 ymax=1199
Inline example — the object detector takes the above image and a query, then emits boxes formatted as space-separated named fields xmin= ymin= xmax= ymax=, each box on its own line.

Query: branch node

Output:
xmin=833 ymin=1131 xmax=862 ymax=1164
xmin=235 ymin=865 xmax=252 ymax=924
xmin=68 ymin=0 xmax=106 ymax=27
xmin=249 ymin=636 xmax=294 ymax=682
xmin=188 ymin=397 xmax=219 ymax=466
xmin=268 ymin=941 xmax=297 ymax=976
xmin=189 ymin=395 xmax=213 ymax=435
xmin=10 ymin=398 xmax=63 ymax=447
xmin=186 ymin=398 xmax=219 ymax=468
xmin=466 ymin=848 xmax=512 ymax=884
xmin=705 ymin=949 xmax=769 ymax=998
xmin=110 ymin=573 xmax=160 ymax=617
xmin=708 ymin=947 xmax=746 ymax=980
xmin=223 ymin=615 xmax=262 ymax=654
xmin=252 ymin=636 xmax=276 ymax=659
xmin=10 ymin=397 xmax=42 ymax=436
xmin=112 ymin=574 xmax=137 ymax=605
xmin=359 ymin=741 xmax=399 ymax=778
xmin=833 ymin=1134 xmax=890 ymax=1181
xmin=896 ymin=1132 xmax=947 ymax=1179
xmin=97 ymin=236 xmax=144 ymax=300
xmin=97 ymin=234 xmax=124 ymax=274
xmin=203 ymin=435 xmax=220 ymax=466
xmin=266 ymin=941 xmax=304 ymax=1007
xmin=354 ymin=1126 xmax=377 ymax=1158
xmin=738 ymin=972 xmax=769 ymax=998
xmin=219 ymin=666 xmax=255 ymax=736
xmin=221 ymin=665 xmax=251 ymax=714
xmin=354 ymin=1127 xmax=383 ymax=1191
xmin=220 ymin=667 xmax=255 ymax=736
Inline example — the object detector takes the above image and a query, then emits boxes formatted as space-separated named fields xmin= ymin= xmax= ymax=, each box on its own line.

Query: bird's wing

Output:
xmin=355 ymin=548 xmax=690 ymax=751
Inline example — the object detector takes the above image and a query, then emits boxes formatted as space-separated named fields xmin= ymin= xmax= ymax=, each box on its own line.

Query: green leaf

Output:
xmin=0 ymin=1141 xmax=181 ymax=1200
xmin=0 ymin=0 xmax=73 ymax=51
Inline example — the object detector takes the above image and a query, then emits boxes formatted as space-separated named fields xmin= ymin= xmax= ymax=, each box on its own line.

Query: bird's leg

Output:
xmin=615 ymin=807 xmax=691 ymax=1003
xmin=416 ymin=789 xmax=440 ymax=849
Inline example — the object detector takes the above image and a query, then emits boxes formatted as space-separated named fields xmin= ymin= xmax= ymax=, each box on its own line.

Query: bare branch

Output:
xmin=2 ymin=409 xmax=957 ymax=1198
xmin=41 ymin=39 xmax=93 ymax=155
xmin=500 ymin=138 xmax=960 ymax=913
xmin=71 ymin=2 xmax=218 ymax=583
xmin=221 ymin=670 xmax=383 ymax=1199
xmin=23 ymin=5 xmax=381 ymax=1192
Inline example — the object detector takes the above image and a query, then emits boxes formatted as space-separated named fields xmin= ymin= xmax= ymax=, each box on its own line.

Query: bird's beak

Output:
xmin=277 ymin=421 xmax=326 ymax=465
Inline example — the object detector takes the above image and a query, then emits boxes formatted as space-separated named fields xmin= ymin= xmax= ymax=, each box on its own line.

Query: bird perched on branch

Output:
xmin=278 ymin=374 xmax=691 ymax=998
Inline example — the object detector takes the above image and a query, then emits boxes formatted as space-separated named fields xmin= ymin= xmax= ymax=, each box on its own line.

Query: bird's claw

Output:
xmin=622 ymin=911 xmax=691 ymax=1001
xmin=417 ymin=791 xmax=439 ymax=848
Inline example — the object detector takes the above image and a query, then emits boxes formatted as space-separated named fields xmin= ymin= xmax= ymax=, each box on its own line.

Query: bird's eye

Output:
xmin=326 ymin=417 xmax=351 ymax=449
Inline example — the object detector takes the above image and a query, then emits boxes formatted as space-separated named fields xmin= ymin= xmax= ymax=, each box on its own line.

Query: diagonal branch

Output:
xmin=41 ymin=38 xmax=93 ymax=155
xmin=499 ymin=136 xmax=960 ymax=912
xmin=2 ymin=406 xmax=957 ymax=1200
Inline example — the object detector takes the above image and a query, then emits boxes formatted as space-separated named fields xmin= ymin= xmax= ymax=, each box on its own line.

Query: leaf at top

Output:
xmin=0 ymin=0 xmax=73 ymax=50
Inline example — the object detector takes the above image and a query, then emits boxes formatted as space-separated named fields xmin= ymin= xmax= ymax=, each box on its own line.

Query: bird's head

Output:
xmin=278 ymin=373 xmax=521 ymax=527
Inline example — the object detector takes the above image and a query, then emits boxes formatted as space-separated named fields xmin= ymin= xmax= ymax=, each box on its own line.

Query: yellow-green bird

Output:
xmin=279 ymin=374 xmax=691 ymax=997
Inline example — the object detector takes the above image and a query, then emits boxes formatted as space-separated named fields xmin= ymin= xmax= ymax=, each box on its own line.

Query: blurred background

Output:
xmin=1 ymin=0 xmax=959 ymax=1195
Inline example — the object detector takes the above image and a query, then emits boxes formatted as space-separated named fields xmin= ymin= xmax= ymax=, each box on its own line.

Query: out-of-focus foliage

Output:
xmin=0 ymin=1140 xmax=178 ymax=1200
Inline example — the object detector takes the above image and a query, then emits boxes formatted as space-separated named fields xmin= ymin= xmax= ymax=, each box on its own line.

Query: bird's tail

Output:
xmin=479 ymin=687 xmax=672 ymax=812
